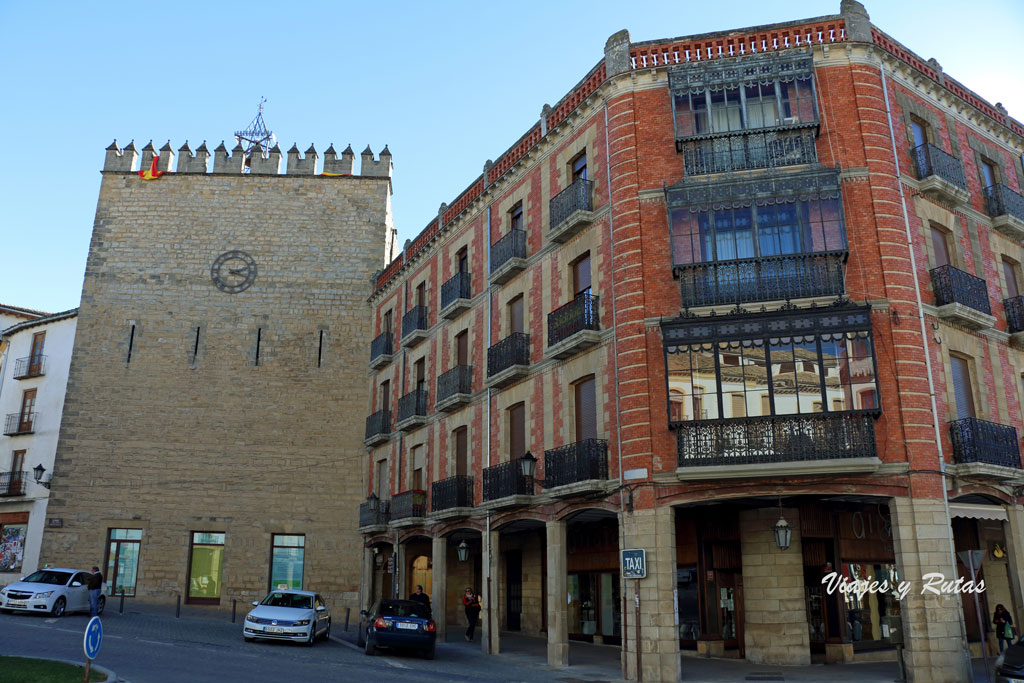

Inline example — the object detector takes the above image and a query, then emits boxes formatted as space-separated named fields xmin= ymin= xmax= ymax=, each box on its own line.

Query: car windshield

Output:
xmin=20 ymin=570 xmax=72 ymax=585
xmin=379 ymin=601 xmax=430 ymax=619
xmin=260 ymin=592 xmax=312 ymax=609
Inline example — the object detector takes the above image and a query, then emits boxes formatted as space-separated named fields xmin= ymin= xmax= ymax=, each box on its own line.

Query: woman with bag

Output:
xmin=994 ymin=604 xmax=1015 ymax=653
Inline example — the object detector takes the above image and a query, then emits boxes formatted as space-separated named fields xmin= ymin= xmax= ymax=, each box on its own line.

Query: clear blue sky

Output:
xmin=2 ymin=0 xmax=1022 ymax=313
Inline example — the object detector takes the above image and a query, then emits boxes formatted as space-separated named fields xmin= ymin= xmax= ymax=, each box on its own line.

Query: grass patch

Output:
xmin=0 ymin=656 xmax=106 ymax=682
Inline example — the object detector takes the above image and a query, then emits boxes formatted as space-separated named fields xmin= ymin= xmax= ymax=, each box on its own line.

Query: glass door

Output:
xmin=187 ymin=532 xmax=225 ymax=604
xmin=106 ymin=529 xmax=142 ymax=597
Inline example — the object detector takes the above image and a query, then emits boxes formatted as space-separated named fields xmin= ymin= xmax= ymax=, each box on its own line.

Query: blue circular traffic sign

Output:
xmin=83 ymin=616 xmax=102 ymax=660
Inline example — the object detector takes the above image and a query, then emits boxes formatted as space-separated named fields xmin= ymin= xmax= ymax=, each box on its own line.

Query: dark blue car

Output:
xmin=358 ymin=599 xmax=437 ymax=659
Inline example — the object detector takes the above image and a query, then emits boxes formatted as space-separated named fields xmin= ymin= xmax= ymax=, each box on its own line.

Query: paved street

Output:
xmin=0 ymin=607 xmax=621 ymax=683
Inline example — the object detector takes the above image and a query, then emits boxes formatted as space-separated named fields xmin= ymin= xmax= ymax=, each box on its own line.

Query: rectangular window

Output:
xmin=1003 ymin=257 xmax=1020 ymax=299
xmin=575 ymin=376 xmax=597 ymax=441
xmin=187 ymin=532 xmax=225 ymax=603
xmin=18 ymin=389 xmax=36 ymax=432
xmin=415 ymin=282 xmax=426 ymax=308
xmin=508 ymin=403 xmax=526 ymax=460
xmin=0 ymin=517 xmax=28 ymax=572
xmin=930 ymin=226 xmax=951 ymax=268
xmin=457 ymin=247 xmax=469 ymax=274
xmin=571 ymin=152 xmax=588 ymax=182
xmin=382 ymin=309 xmax=393 ymax=334
xmin=456 ymin=330 xmax=469 ymax=366
xmin=510 ymin=203 xmax=524 ymax=232
xmin=29 ymin=332 xmax=45 ymax=375
xmin=950 ymin=356 xmax=976 ymax=419
xmin=981 ymin=158 xmax=998 ymax=189
xmin=412 ymin=445 xmax=425 ymax=491
xmin=910 ymin=117 xmax=929 ymax=149
xmin=667 ymin=331 xmax=878 ymax=421
xmin=106 ymin=529 xmax=142 ymax=597
xmin=454 ymin=427 xmax=468 ymax=476
xmin=269 ymin=534 xmax=305 ymax=591
xmin=508 ymin=295 xmax=525 ymax=335
xmin=572 ymin=252 xmax=592 ymax=297
xmin=375 ymin=459 xmax=388 ymax=499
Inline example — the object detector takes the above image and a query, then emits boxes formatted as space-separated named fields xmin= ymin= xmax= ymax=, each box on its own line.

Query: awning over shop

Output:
xmin=949 ymin=503 xmax=1008 ymax=521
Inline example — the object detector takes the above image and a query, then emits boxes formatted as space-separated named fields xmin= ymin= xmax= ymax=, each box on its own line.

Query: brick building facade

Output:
xmin=39 ymin=141 xmax=394 ymax=613
xmin=358 ymin=2 xmax=1024 ymax=681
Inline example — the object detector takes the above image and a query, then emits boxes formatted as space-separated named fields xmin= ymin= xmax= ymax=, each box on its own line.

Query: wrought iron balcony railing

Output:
xmin=401 ymin=306 xmax=429 ymax=339
xmin=675 ymin=412 xmax=877 ymax=467
xmin=949 ymin=417 xmax=1021 ymax=469
xmin=431 ymin=475 xmax=474 ymax=512
xmin=678 ymin=127 xmax=817 ymax=175
xmin=911 ymin=143 xmax=968 ymax=191
xmin=548 ymin=293 xmax=599 ymax=347
xmin=365 ymin=410 xmax=391 ymax=441
xmin=4 ymin=413 xmax=36 ymax=436
xmin=441 ymin=272 xmax=472 ymax=310
xmin=358 ymin=499 xmax=391 ymax=528
xmin=984 ymin=183 xmax=1024 ymax=223
xmin=13 ymin=356 xmax=46 ymax=379
xmin=1006 ymin=296 xmax=1024 ymax=334
xmin=544 ymin=439 xmax=608 ymax=489
xmin=487 ymin=333 xmax=530 ymax=377
xmin=930 ymin=264 xmax=991 ymax=314
xmin=391 ymin=490 xmax=427 ymax=521
xmin=437 ymin=365 xmax=473 ymax=402
xmin=550 ymin=178 xmax=594 ymax=232
xmin=370 ymin=332 xmax=393 ymax=363
xmin=397 ymin=389 xmax=429 ymax=423
xmin=677 ymin=252 xmax=846 ymax=308
xmin=483 ymin=458 xmax=533 ymax=501
xmin=0 ymin=471 xmax=28 ymax=497
xmin=490 ymin=228 xmax=527 ymax=274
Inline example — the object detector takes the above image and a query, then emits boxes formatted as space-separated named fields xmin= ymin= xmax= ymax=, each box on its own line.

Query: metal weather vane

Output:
xmin=234 ymin=97 xmax=277 ymax=170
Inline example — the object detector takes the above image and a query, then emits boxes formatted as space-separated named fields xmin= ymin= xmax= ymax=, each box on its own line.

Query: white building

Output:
xmin=0 ymin=308 xmax=77 ymax=580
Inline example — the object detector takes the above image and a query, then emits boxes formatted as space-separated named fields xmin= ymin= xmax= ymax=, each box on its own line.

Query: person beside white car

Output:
xmin=0 ymin=568 xmax=106 ymax=617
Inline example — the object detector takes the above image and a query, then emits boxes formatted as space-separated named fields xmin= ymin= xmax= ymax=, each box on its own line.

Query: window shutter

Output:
xmin=510 ymin=296 xmax=524 ymax=335
xmin=456 ymin=331 xmax=469 ymax=366
xmin=573 ymin=254 xmax=592 ymax=296
xmin=950 ymin=356 xmax=976 ymax=419
xmin=931 ymin=226 xmax=951 ymax=268
xmin=455 ymin=428 xmax=468 ymax=476
xmin=509 ymin=403 xmax=526 ymax=459
xmin=575 ymin=377 xmax=598 ymax=441
xmin=380 ymin=380 xmax=390 ymax=413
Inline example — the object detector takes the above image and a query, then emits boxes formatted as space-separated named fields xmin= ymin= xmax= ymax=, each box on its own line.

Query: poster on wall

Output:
xmin=0 ymin=524 xmax=27 ymax=571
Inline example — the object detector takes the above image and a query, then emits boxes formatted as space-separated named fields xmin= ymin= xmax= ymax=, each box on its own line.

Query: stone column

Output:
xmin=889 ymin=496 xmax=970 ymax=683
xmin=621 ymin=506 xmax=680 ymax=682
xmin=546 ymin=519 xmax=569 ymax=667
xmin=739 ymin=507 xmax=810 ymax=666
xmin=1003 ymin=505 xmax=1024 ymax=621
xmin=395 ymin=540 xmax=407 ymax=599
xmin=482 ymin=529 xmax=501 ymax=654
xmin=431 ymin=536 xmax=447 ymax=641
xmin=361 ymin=545 xmax=375 ymax=611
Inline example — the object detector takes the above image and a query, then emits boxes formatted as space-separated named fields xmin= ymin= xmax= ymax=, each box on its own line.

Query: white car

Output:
xmin=243 ymin=589 xmax=331 ymax=646
xmin=0 ymin=568 xmax=105 ymax=617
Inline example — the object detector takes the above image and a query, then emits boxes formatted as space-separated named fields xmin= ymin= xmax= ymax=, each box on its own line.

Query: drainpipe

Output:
xmin=880 ymin=57 xmax=971 ymax=677
xmin=484 ymin=199 xmax=494 ymax=654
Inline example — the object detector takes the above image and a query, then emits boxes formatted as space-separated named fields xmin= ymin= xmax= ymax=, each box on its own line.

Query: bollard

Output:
xmin=119 ymin=589 xmax=125 ymax=614
xmin=344 ymin=607 xmax=350 ymax=632
xmin=176 ymin=594 xmax=181 ymax=618
xmin=232 ymin=599 xmax=236 ymax=623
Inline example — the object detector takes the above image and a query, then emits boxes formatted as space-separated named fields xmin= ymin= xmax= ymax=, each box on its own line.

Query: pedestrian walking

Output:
xmin=995 ymin=603 xmax=1015 ymax=653
xmin=462 ymin=587 xmax=481 ymax=642
xmin=87 ymin=566 xmax=104 ymax=617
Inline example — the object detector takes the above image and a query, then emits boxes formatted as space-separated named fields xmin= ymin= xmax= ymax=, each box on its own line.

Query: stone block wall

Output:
xmin=40 ymin=168 xmax=391 ymax=614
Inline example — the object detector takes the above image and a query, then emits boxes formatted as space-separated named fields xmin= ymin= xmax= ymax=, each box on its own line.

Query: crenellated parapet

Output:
xmin=102 ymin=139 xmax=392 ymax=177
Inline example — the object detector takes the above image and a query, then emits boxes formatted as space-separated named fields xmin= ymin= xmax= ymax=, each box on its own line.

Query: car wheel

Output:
xmin=363 ymin=634 xmax=377 ymax=656
xmin=422 ymin=644 xmax=435 ymax=660
xmin=321 ymin=618 xmax=331 ymax=641
xmin=96 ymin=596 xmax=106 ymax=616
xmin=305 ymin=626 xmax=316 ymax=647
xmin=50 ymin=597 xmax=66 ymax=618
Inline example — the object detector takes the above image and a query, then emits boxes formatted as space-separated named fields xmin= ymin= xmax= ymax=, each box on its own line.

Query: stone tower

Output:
xmin=40 ymin=139 xmax=394 ymax=612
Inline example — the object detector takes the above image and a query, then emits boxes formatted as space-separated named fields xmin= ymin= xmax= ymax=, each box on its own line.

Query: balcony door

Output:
xmin=509 ymin=403 xmax=526 ymax=460
xmin=414 ymin=359 xmax=426 ymax=397
xmin=572 ymin=152 xmax=587 ymax=182
xmin=1003 ymin=258 xmax=1020 ymax=298
xmin=382 ymin=309 xmax=392 ymax=335
xmin=931 ymin=226 xmax=951 ymax=268
xmin=509 ymin=295 xmax=524 ymax=336
xmin=380 ymin=379 xmax=391 ymax=414
xmin=455 ymin=427 xmax=468 ymax=477
xmin=456 ymin=330 xmax=469 ymax=367
xmin=575 ymin=376 xmax=597 ymax=442
xmin=411 ymin=445 xmax=424 ymax=491
xmin=29 ymin=332 xmax=45 ymax=375
xmin=950 ymin=356 xmax=976 ymax=419
xmin=415 ymin=282 xmax=426 ymax=309
xmin=9 ymin=450 xmax=25 ymax=495
xmin=457 ymin=247 xmax=468 ymax=274
xmin=19 ymin=390 xmax=36 ymax=432
xmin=573 ymin=253 xmax=592 ymax=297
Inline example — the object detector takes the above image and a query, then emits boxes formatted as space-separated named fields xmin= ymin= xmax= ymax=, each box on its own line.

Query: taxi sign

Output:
xmin=621 ymin=549 xmax=647 ymax=579
xmin=83 ymin=617 xmax=102 ymax=660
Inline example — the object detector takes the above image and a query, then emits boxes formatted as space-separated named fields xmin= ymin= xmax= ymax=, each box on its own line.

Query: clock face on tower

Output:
xmin=210 ymin=250 xmax=258 ymax=293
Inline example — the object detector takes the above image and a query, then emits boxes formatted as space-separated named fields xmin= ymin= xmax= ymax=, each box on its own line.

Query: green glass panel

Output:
xmin=189 ymin=546 xmax=224 ymax=598
xmin=192 ymin=532 xmax=224 ymax=545
xmin=270 ymin=547 xmax=304 ymax=590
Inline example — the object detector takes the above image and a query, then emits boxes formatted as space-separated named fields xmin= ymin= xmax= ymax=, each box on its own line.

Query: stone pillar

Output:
xmin=621 ymin=506 xmax=680 ymax=682
xmin=431 ymin=536 xmax=447 ymax=641
xmin=889 ymin=496 xmax=971 ymax=683
xmin=1004 ymin=505 xmax=1024 ymax=621
xmin=361 ymin=545 xmax=375 ymax=611
xmin=482 ymin=529 xmax=501 ymax=654
xmin=395 ymin=541 xmax=407 ymax=599
xmin=546 ymin=519 xmax=569 ymax=667
xmin=739 ymin=507 xmax=810 ymax=666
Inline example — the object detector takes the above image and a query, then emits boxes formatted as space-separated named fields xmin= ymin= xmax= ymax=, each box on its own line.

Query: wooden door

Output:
xmin=19 ymin=390 xmax=36 ymax=431
xmin=29 ymin=332 xmax=45 ymax=375
xmin=455 ymin=427 xmax=468 ymax=477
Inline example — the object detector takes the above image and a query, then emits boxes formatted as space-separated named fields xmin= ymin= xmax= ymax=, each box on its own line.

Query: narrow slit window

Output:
xmin=127 ymin=324 xmax=136 ymax=364
xmin=192 ymin=327 xmax=201 ymax=364
xmin=317 ymin=330 xmax=324 ymax=368
xmin=255 ymin=328 xmax=262 ymax=366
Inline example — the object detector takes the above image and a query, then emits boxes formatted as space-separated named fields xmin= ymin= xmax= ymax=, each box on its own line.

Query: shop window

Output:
xmin=0 ymin=515 xmax=28 ymax=572
xmin=106 ymin=528 xmax=142 ymax=597
xmin=187 ymin=532 xmax=225 ymax=603
xmin=269 ymin=534 xmax=305 ymax=591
